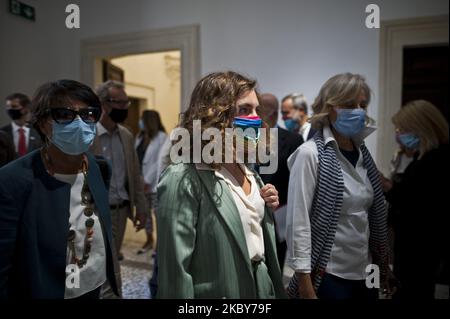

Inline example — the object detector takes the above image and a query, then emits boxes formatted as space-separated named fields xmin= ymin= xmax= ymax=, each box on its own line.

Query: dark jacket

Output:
xmin=386 ymin=144 xmax=449 ymax=298
xmin=1 ymin=123 xmax=42 ymax=157
xmin=0 ymin=150 xmax=120 ymax=298
xmin=0 ymin=131 xmax=15 ymax=167
xmin=260 ymin=127 xmax=304 ymax=206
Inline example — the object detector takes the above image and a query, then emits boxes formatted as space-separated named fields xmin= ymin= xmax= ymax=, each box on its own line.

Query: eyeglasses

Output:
xmin=106 ymin=98 xmax=130 ymax=107
xmin=50 ymin=107 xmax=101 ymax=124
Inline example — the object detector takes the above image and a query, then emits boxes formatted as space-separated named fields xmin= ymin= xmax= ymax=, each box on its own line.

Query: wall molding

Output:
xmin=81 ymin=24 xmax=201 ymax=112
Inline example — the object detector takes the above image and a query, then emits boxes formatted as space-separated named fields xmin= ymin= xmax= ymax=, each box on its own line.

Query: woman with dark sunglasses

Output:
xmin=0 ymin=79 xmax=120 ymax=299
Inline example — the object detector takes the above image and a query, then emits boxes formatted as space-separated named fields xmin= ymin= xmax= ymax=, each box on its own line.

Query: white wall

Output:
xmin=0 ymin=0 xmax=448 ymax=158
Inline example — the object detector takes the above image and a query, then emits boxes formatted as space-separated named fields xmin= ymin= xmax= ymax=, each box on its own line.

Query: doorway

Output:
xmin=108 ymin=50 xmax=182 ymax=136
xmin=402 ymin=45 xmax=449 ymax=122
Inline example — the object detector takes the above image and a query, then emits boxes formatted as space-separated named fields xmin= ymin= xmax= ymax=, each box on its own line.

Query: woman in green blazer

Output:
xmin=156 ymin=71 xmax=286 ymax=299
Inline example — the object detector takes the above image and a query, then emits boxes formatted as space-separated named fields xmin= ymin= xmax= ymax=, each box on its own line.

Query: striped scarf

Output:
xmin=287 ymin=130 xmax=388 ymax=298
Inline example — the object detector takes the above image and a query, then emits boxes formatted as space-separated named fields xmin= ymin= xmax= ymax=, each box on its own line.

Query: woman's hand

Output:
xmin=134 ymin=212 xmax=147 ymax=231
xmin=379 ymin=172 xmax=393 ymax=192
xmin=381 ymin=268 xmax=399 ymax=299
xmin=260 ymin=184 xmax=279 ymax=210
xmin=297 ymin=273 xmax=318 ymax=299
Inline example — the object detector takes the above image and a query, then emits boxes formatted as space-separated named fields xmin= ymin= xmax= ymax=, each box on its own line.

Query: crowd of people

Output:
xmin=0 ymin=71 xmax=448 ymax=299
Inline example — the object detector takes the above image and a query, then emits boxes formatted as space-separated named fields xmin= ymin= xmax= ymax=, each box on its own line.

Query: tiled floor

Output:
xmin=119 ymin=241 xmax=449 ymax=299
xmin=120 ymin=241 xmax=154 ymax=299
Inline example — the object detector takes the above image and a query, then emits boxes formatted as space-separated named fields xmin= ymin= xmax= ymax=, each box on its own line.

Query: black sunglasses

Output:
xmin=50 ymin=107 xmax=101 ymax=124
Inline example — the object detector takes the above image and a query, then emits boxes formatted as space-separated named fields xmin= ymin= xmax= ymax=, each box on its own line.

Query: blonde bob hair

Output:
xmin=310 ymin=73 xmax=372 ymax=129
xmin=392 ymin=100 xmax=449 ymax=158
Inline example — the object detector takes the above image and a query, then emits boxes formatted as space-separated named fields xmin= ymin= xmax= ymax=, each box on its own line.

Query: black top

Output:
xmin=386 ymin=144 xmax=449 ymax=298
xmin=136 ymin=135 xmax=146 ymax=168
xmin=339 ymin=147 xmax=359 ymax=168
xmin=0 ymin=130 xmax=15 ymax=167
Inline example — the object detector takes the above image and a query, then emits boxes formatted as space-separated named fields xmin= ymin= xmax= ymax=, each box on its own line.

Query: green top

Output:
xmin=156 ymin=163 xmax=286 ymax=299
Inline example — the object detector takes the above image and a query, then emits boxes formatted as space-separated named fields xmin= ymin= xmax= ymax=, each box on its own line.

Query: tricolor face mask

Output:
xmin=233 ymin=115 xmax=262 ymax=143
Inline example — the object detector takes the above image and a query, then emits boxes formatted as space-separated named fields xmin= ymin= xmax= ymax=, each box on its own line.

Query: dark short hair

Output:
xmin=31 ymin=79 xmax=101 ymax=142
xmin=5 ymin=93 xmax=31 ymax=108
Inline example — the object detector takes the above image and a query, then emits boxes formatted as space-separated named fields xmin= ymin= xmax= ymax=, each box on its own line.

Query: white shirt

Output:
xmin=53 ymin=172 xmax=107 ymax=299
xmin=11 ymin=121 xmax=30 ymax=153
xmin=286 ymin=125 xmax=375 ymax=280
xmin=136 ymin=131 xmax=168 ymax=193
xmin=298 ymin=121 xmax=312 ymax=142
xmin=196 ymin=164 xmax=266 ymax=261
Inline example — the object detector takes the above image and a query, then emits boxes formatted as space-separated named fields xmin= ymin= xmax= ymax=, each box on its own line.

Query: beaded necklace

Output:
xmin=41 ymin=148 xmax=96 ymax=268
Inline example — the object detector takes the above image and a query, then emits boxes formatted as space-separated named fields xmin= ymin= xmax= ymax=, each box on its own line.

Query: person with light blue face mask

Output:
xmin=396 ymin=132 xmax=420 ymax=151
xmin=0 ymin=79 xmax=121 ymax=299
xmin=50 ymin=110 xmax=98 ymax=155
xmin=332 ymin=107 xmax=367 ymax=138
xmin=286 ymin=73 xmax=393 ymax=300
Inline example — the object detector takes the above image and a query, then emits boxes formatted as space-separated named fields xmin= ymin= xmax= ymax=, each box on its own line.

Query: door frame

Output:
xmin=377 ymin=15 xmax=448 ymax=175
xmin=80 ymin=24 xmax=201 ymax=113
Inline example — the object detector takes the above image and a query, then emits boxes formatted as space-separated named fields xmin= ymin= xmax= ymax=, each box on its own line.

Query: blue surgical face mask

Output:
xmin=233 ymin=115 xmax=262 ymax=142
xmin=139 ymin=119 xmax=145 ymax=131
xmin=51 ymin=117 xmax=97 ymax=155
xmin=284 ymin=118 xmax=300 ymax=132
xmin=332 ymin=108 xmax=366 ymax=138
xmin=398 ymin=133 xmax=420 ymax=150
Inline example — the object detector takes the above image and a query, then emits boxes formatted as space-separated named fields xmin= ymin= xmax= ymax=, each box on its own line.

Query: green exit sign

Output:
xmin=9 ymin=0 xmax=35 ymax=21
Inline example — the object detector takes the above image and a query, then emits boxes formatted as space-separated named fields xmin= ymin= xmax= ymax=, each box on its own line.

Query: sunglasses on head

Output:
xmin=50 ymin=107 xmax=101 ymax=124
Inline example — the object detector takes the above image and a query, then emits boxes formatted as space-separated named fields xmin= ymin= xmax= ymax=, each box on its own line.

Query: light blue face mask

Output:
xmin=398 ymin=133 xmax=420 ymax=150
xmin=51 ymin=117 xmax=97 ymax=155
xmin=284 ymin=118 xmax=300 ymax=132
xmin=333 ymin=108 xmax=366 ymax=138
xmin=139 ymin=119 xmax=145 ymax=131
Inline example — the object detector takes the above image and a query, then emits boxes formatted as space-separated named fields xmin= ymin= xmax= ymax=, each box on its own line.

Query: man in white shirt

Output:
xmin=2 ymin=93 xmax=42 ymax=157
xmin=281 ymin=93 xmax=316 ymax=141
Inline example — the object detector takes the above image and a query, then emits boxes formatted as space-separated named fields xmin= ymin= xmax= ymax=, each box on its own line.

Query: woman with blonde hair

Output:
xmin=286 ymin=72 xmax=391 ymax=299
xmin=383 ymin=100 xmax=449 ymax=299
xmin=156 ymin=71 xmax=285 ymax=298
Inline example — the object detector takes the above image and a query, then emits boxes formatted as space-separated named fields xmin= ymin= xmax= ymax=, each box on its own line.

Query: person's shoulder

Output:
xmin=158 ymin=163 xmax=202 ymax=196
xmin=118 ymin=124 xmax=133 ymax=139
xmin=158 ymin=130 xmax=168 ymax=138
xmin=287 ymin=139 xmax=318 ymax=170
xmin=278 ymin=127 xmax=303 ymax=142
xmin=421 ymin=143 xmax=449 ymax=167
xmin=298 ymin=139 xmax=318 ymax=156
xmin=157 ymin=131 xmax=169 ymax=142
xmin=0 ymin=150 xmax=37 ymax=184
xmin=0 ymin=123 xmax=11 ymax=132
xmin=0 ymin=129 xmax=9 ymax=139
xmin=160 ymin=162 xmax=197 ymax=179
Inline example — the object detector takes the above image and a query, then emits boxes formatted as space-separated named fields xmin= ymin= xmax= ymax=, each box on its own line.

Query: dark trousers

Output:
xmin=276 ymin=240 xmax=287 ymax=270
xmin=317 ymin=273 xmax=379 ymax=300
xmin=71 ymin=286 xmax=101 ymax=299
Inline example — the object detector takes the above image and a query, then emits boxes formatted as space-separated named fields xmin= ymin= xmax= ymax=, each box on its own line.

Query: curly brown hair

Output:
xmin=178 ymin=71 xmax=260 ymax=168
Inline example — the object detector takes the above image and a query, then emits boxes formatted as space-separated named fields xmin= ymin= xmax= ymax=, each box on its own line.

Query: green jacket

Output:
xmin=156 ymin=163 xmax=286 ymax=299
